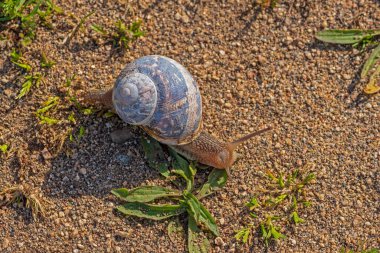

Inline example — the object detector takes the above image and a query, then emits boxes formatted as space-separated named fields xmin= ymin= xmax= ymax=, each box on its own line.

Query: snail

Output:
xmin=83 ymin=55 xmax=271 ymax=169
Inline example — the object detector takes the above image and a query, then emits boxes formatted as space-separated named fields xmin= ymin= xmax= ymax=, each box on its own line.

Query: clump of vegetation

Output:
xmin=91 ymin=19 xmax=145 ymax=50
xmin=112 ymin=137 xmax=227 ymax=252
xmin=235 ymin=165 xmax=315 ymax=248
xmin=0 ymin=144 xmax=9 ymax=154
xmin=0 ymin=185 xmax=48 ymax=220
xmin=0 ymin=0 xmax=61 ymax=46
xmin=316 ymin=29 xmax=380 ymax=95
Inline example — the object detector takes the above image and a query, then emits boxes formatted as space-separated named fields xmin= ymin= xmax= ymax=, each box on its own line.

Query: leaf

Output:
xmin=37 ymin=114 xmax=59 ymax=125
xmin=270 ymin=226 xmax=286 ymax=240
xmin=291 ymin=211 xmax=304 ymax=225
xmin=245 ymin=197 xmax=260 ymax=210
xmin=197 ymin=169 xmax=228 ymax=198
xmin=188 ymin=215 xmax=211 ymax=253
xmin=116 ymin=202 xmax=185 ymax=220
xmin=91 ymin=24 xmax=106 ymax=35
xmin=169 ymin=148 xmax=196 ymax=192
xmin=111 ymin=186 xmax=181 ymax=203
xmin=12 ymin=60 xmax=32 ymax=71
xmin=16 ymin=78 xmax=33 ymax=99
xmin=235 ymin=227 xmax=251 ymax=244
xmin=0 ymin=144 xmax=8 ymax=153
xmin=184 ymin=192 xmax=219 ymax=236
xmin=316 ymin=29 xmax=380 ymax=44
xmin=364 ymin=65 xmax=380 ymax=94
xmin=141 ymin=137 xmax=170 ymax=178
xmin=361 ymin=44 xmax=380 ymax=78
xmin=278 ymin=173 xmax=285 ymax=188
xmin=78 ymin=126 xmax=85 ymax=139
xmin=167 ymin=219 xmax=184 ymax=242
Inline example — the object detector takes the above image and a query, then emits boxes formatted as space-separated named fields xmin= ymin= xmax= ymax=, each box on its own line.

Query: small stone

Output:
xmin=305 ymin=52 xmax=313 ymax=60
xmin=215 ymin=237 xmax=224 ymax=246
xmin=110 ymin=127 xmax=134 ymax=144
xmin=285 ymin=138 xmax=292 ymax=145
xmin=225 ymin=102 xmax=232 ymax=108
xmin=77 ymin=244 xmax=84 ymax=249
xmin=73 ymin=250 xmax=79 ymax=253
xmin=41 ymin=148 xmax=52 ymax=160
xmin=116 ymin=154 xmax=130 ymax=165
xmin=79 ymin=168 xmax=87 ymax=175
xmin=290 ymin=239 xmax=296 ymax=245
xmin=58 ymin=211 xmax=65 ymax=218
xmin=3 ymin=89 xmax=12 ymax=97
xmin=219 ymin=217 xmax=225 ymax=225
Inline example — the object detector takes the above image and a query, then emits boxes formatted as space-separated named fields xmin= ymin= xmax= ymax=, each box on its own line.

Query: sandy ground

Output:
xmin=0 ymin=0 xmax=379 ymax=252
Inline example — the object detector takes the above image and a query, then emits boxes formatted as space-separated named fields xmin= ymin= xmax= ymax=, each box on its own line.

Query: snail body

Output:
xmin=84 ymin=55 xmax=271 ymax=169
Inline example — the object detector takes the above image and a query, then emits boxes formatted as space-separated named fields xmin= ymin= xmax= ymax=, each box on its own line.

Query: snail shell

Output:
xmin=112 ymin=55 xmax=203 ymax=145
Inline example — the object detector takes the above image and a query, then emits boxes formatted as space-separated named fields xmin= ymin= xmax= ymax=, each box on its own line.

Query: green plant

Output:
xmin=0 ymin=0 xmax=61 ymax=46
xmin=10 ymin=49 xmax=31 ymax=71
xmin=91 ymin=19 xmax=145 ymax=50
xmin=40 ymin=51 xmax=55 ymax=68
xmin=112 ymin=137 xmax=227 ymax=252
xmin=16 ymin=72 xmax=42 ymax=99
xmin=235 ymin=166 xmax=315 ymax=247
xmin=0 ymin=144 xmax=9 ymax=154
xmin=35 ymin=96 xmax=60 ymax=125
xmin=316 ymin=29 xmax=380 ymax=94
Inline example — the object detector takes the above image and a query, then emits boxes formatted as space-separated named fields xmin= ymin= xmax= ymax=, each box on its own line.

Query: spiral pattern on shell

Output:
xmin=112 ymin=55 xmax=203 ymax=145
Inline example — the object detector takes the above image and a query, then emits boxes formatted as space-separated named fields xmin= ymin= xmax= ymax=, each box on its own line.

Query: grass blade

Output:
xmin=116 ymin=202 xmax=185 ymax=220
xmin=316 ymin=29 xmax=380 ymax=44
xmin=197 ymin=169 xmax=227 ymax=198
xmin=111 ymin=186 xmax=181 ymax=203
xmin=361 ymin=44 xmax=380 ymax=78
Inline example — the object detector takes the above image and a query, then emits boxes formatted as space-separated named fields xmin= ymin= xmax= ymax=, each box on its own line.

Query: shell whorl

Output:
xmin=112 ymin=55 xmax=203 ymax=145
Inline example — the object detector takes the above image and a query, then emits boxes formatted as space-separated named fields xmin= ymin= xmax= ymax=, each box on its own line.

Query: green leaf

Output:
xmin=12 ymin=60 xmax=32 ymax=71
xmin=184 ymin=192 xmax=219 ymax=236
xmin=170 ymin=148 xmax=195 ymax=192
xmin=37 ymin=114 xmax=59 ymax=125
xmin=188 ymin=215 xmax=211 ymax=253
xmin=167 ymin=219 xmax=184 ymax=242
xmin=197 ymin=169 xmax=228 ymax=198
xmin=316 ymin=29 xmax=380 ymax=44
xmin=291 ymin=211 xmax=304 ymax=225
xmin=0 ymin=144 xmax=9 ymax=153
xmin=141 ymin=137 xmax=170 ymax=178
xmin=91 ymin=24 xmax=106 ymax=35
xmin=278 ymin=173 xmax=285 ymax=188
xmin=116 ymin=202 xmax=185 ymax=220
xmin=78 ymin=126 xmax=85 ymax=139
xmin=111 ymin=186 xmax=181 ymax=203
xmin=245 ymin=197 xmax=260 ymax=210
xmin=361 ymin=44 xmax=380 ymax=78
xmin=235 ymin=227 xmax=251 ymax=244
xmin=270 ymin=225 xmax=286 ymax=240
xmin=16 ymin=78 xmax=33 ymax=99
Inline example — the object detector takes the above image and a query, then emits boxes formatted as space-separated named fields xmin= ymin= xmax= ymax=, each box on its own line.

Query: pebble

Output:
xmin=110 ymin=127 xmax=134 ymax=143
xmin=116 ymin=154 xmax=130 ymax=165
xmin=215 ymin=237 xmax=225 ymax=246
xmin=58 ymin=211 xmax=65 ymax=218
xmin=79 ymin=168 xmax=87 ymax=175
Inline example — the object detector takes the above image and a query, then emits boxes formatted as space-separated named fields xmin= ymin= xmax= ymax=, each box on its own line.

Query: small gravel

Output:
xmin=0 ymin=0 xmax=379 ymax=252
